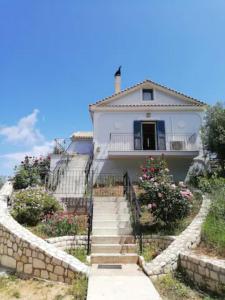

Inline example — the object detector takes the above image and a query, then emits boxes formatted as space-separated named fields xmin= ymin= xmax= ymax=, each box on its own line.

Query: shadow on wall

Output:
xmin=93 ymin=157 xmax=194 ymax=183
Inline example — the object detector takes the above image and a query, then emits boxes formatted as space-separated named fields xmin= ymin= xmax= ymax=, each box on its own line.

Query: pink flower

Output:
xmin=158 ymin=192 xmax=163 ymax=198
xmin=147 ymin=204 xmax=152 ymax=210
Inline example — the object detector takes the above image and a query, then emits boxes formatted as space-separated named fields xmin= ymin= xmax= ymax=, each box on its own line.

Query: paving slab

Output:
xmin=87 ymin=264 xmax=162 ymax=300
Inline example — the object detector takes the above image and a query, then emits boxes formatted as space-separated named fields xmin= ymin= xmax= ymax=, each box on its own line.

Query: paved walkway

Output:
xmin=87 ymin=264 xmax=162 ymax=300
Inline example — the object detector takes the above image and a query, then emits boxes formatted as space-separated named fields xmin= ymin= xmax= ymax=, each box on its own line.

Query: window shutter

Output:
xmin=133 ymin=121 xmax=142 ymax=150
xmin=157 ymin=121 xmax=166 ymax=150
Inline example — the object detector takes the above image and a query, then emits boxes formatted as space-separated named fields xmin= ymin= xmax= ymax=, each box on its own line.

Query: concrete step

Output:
xmin=93 ymin=213 xmax=130 ymax=220
xmin=93 ymin=220 xmax=130 ymax=228
xmin=92 ymin=227 xmax=132 ymax=236
xmin=94 ymin=202 xmax=128 ymax=209
xmin=92 ymin=235 xmax=135 ymax=245
xmin=94 ymin=207 xmax=129 ymax=214
xmin=91 ymin=243 xmax=137 ymax=254
xmin=90 ymin=253 xmax=139 ymax=264
xmin=94 ymin=197 xmax=125 ymax=202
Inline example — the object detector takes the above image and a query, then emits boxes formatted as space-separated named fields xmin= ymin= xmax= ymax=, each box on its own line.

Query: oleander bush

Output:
xmin=139 ymin=156 xmax=192 ymax=227
xmin=11 ymin=187 xmax=61 ymax=226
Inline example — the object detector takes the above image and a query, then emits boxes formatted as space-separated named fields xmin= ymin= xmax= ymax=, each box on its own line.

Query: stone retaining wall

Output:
xmin=179 ymin=251 xmax=225 ymax=295
xmin=142 ymin=195 xmax=211 ymax=278
xmin=0 ymin=182 xmax=90 ymax=283
xmin=46 ymin=235 xmax=88 ymax=250
xmin=142 ymin=235 xmax=175 ymax=250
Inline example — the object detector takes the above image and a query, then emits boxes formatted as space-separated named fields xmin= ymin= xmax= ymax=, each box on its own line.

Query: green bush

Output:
xmin=202 ymin=187 xmax=225 ymax=255
xmin=139 ymin=156 xmax=191 ymax=226
xmin=12 ymin=188 xmax=61 ymax=226
xmin=13 ymin=155 xmax=50 ymax=190
xmin=40 ymin=212 xmax=78 ymax=237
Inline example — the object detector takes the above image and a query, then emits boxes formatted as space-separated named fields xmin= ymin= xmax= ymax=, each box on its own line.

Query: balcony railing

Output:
xmin=109 ymin=133 xmax=199 ymax=152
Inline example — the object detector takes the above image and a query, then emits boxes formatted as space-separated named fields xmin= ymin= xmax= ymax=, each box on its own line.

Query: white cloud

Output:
xmin=0 ymin=110 xmax=54 ymax=175
xmin=0 ymin=141 xmax=54 ymax=174
xmin=0 ymin=109 xmax=44 ymax=145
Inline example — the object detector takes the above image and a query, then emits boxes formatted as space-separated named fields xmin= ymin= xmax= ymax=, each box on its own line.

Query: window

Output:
xmin=142 ymin=89 xmax=154 ymax=101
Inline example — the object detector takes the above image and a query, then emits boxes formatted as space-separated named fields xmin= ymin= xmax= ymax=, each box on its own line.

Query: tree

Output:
xmin=13 ymin=155 xmax=50 ymax=190
xmin=201 ymin=102 xmax=225 ymax=175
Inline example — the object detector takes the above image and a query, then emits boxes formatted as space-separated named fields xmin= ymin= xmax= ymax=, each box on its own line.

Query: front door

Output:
xmin=142 ymin=123 xmax=156 ymax=150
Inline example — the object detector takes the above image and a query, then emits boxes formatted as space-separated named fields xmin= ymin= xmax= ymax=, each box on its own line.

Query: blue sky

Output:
xmin=0 ymin=0 xmax=225 ymax=175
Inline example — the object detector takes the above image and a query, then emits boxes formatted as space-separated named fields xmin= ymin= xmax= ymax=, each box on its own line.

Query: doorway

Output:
xmin=142 ymin=122 xmax=156 ymax=150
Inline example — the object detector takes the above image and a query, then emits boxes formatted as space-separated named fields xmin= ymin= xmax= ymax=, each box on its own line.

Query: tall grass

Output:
xmin=202 ymin=187 xmax=225 ymax=256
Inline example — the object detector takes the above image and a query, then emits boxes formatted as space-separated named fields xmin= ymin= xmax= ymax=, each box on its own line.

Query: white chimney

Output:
xmin=114 ymin=66 xmax=121 ymax=94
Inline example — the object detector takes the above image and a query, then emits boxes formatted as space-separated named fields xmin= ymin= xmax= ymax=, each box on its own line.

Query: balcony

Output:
xmin=108 ymin=133 xmax=200 ymax=158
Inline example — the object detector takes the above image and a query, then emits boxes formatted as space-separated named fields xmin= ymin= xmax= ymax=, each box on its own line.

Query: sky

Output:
xmin=0 ymin=0 xmax=225 ymax=175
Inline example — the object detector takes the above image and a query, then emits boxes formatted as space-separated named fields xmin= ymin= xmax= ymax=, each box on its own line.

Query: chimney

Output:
xmin=114 ymin=66 xmax=121 ymax=94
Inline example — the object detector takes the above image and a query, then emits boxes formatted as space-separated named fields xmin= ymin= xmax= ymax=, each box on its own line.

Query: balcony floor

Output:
xmin=108 ymin=150 xmax=199 ymax=158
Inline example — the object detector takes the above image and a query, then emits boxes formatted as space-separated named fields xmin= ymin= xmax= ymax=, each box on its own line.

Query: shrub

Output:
xmin=13 ymin=155 xmax=50 ymax=190
xmin=40 ymin=212 xmax=79 ymax=237
xmin=202 ymin=187 xmax=225 ymax=255
xmin=12 ymin=188 xmax=61 ymax=226
xmin=201 ymin=102 xmax=225 ymax=175
xmin=139 ymin=156 xmax=191 ymax=226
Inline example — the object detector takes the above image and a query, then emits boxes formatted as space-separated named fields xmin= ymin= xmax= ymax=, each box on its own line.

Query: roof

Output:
xmin=89 ymin=79 xmax=207 ymax=110
xmin=71 ymin=131 xmax=93 ymax=140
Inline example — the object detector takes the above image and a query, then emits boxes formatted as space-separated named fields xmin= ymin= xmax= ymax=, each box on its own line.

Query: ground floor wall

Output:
xmin=93 ymin=156 xmax=194 ymax=182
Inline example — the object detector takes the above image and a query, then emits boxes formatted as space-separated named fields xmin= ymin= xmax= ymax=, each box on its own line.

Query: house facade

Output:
xmin=51 ymin=73 xmax=207 ymax=183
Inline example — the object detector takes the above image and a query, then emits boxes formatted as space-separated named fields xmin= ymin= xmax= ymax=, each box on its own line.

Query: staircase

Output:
xmin=90 ymin=196 xmax=139 ymax=264
xmin=54 ymin=154 xmax=90 ymax=199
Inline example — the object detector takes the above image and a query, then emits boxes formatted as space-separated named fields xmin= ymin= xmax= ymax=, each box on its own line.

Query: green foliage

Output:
xmin=66 ymin=248 xmax=87 ymax=263
xmin=192 ymin=175 xmax=225 ymax=193
xmin=40 ymin=212 xmax=80 ymax=237
xmin=12 ymin=188 xmax=61 ymax=226
xmin=68 ymin=275 xmax=88 ymax=300
xmin=202 ymin=187 xmax=225 ymax=256
xmin=201 ymin=102 xmax=225 ymax=174
xmin=141 ymin=242 xmax=163 ymax=262
xmin=139 ymin=156 xmax=191 ymax=226
xmin=13 ymin=155 xmax=50 ymax=190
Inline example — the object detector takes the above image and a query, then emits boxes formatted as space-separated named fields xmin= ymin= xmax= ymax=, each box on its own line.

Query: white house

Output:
xmin=51 ymin=71 xmax=207 ymax=183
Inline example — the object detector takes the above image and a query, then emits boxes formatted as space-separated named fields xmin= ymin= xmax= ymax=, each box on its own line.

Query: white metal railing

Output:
xmin=109 ymin=133 xmax=200 ymax=152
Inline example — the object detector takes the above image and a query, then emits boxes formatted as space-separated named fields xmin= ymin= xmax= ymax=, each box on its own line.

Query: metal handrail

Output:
xmin=123 ymin=172 xmax=142 ymax=253
xmin=110 ymin=132 xmax=199 ymax=152
xmin=46 ymin=138 xmax=73 ymax=191
xmin=87 ymin=170 xmax=94 ymax=255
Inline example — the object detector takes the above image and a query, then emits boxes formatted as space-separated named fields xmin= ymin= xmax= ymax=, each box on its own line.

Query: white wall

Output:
xmin=92 ymin=109 xmax=204 ymax=181
xmin=93 ymin=110 xmax=203 ymax=159
xmin=106 ymin=86 xmax=194 ymax=106
xmin=68 ymin=139 xmax=93 ymax=154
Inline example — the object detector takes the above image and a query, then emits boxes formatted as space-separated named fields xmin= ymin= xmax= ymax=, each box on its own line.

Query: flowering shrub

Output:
xmin=139 ymin=156 xmax=192 ymax=226
xmin=13 ymin=155 xmax=50 ymax=190
xmin=41 ymin=212 xmax=79 ymax=237
xmin=11 ymin=187 xmax=61 ymax=226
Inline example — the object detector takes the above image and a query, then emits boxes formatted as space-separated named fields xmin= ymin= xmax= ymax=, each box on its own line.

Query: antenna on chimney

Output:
xmin=114 ymin=66 xmax=121 ymax=93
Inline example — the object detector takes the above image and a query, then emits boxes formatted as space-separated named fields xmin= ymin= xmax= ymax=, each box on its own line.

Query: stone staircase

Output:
xmin=90 ymin=197 xmax=139 ymax=264
xmin=54 ymin=154 xmax=89 ymax=199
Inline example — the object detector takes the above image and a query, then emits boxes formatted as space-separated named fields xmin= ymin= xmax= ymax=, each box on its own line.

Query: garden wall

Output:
xmin=46 ymin=235 xmax=88 ymax=250
xmin=179 ymin=251 xmax=225 ymax=295
xmin=0 ymin=182 xmax=90 ymax=283
xmin=142 ymin=195 xmax=211 ymax=278
xmin=142 ymin=235 xmax=175 ymax=250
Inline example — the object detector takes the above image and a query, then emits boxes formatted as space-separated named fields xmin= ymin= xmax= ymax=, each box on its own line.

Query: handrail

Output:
xmin=123 ymin=172 xmax=142 ymax=253
xmin=87 ymin=170 xmax=94 ymax=255
xmin=46 ymin=139 xmax=73 ymax=191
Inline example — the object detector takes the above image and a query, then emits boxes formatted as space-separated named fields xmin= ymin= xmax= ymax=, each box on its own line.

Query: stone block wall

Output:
xmin=0 ymin=182 xmax=89 ymax=283
xmin=179 ymin=252 xmax=225 ymax=296
xmin=46 ymin=235 xmax=88 ymax=250
xmin=142 ymin=235 xmax=175 ymax=250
